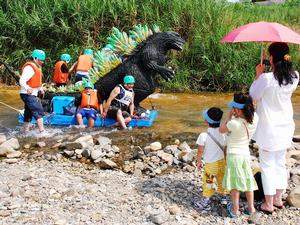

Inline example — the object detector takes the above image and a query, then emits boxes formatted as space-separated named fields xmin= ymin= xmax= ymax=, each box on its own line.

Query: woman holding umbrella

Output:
xmin=250 ymin=42 xmax=299 ymax=213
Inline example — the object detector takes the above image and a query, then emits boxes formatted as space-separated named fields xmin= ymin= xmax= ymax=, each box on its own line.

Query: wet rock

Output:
xmin=81 ymin=149 xmax=91 ymax=158
xmin=97 ymin=159 xmax=117 ymax=169
xmin=0 ymin=134 xmax=6 ymax=144
xmin=64 ymin=142 xmax=83 ymax=151
xmin=287 ymin=186 xmax=300 ymax=207
xmin=6 ymin=151 xmax=22 ymax=158
xmin=96 ymin=136 xmax=111 ymax=147
xmin=150 ymin=142 xmax=162 ymax=151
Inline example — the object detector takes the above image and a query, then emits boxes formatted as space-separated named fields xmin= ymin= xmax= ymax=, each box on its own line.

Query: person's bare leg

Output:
xmin=245 ymin=191 xmax=255 ymax=214
xmin=76 ymin=114 xmax=84 ymax=125
xmin=274 ymin=189 xmax=284 ymax=207
xmin=23 ymin=122 xmax=30 ymax=132
xmin=88 ymin=118 xmax=95 ymax=128
xmin=36 ymin=118 xmax=44 ymax=132
xmin=231 ymin=189 xmax=240 ymax=215
xmin=116 ymin=110 xmax=127 ymax=129
xmin=261 ymin=195 xmax=274 ymax=212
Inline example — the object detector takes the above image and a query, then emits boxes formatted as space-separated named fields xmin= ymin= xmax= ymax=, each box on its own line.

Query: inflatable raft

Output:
xmin=18 ymin=96 xmax=158 ymax=127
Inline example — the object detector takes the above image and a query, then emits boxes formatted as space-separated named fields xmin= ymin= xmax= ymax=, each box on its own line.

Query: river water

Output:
xmin=0 ymin=87 xmax=299 ymax=135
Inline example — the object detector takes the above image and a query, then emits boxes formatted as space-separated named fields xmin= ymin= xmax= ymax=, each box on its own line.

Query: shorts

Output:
xmin=75 ymin=73 xmax=89 ymax=82
xmin=107 ymin=105 xmax=130 ymax=120
xmin=20 ymin=94 xmax=44 ymax=122
xmin=203 ymin=159 xmax=227 ymax=197
xmin=76 ymin=108 xmax=97 ymax=120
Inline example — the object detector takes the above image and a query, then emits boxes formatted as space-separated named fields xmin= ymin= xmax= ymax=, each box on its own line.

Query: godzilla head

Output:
xmin=155 ymin=31 xmax=185 ymax=51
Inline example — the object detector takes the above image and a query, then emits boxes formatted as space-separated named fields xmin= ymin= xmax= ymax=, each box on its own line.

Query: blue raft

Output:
xmin=18 ymin=96 xmax=158 ymax=127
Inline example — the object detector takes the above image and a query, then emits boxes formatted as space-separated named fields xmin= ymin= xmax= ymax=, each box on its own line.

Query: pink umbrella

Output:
xmin=221 ymin=21 xmax=300 ymax=64
xmin=221 ymin=21 xmax=300 ymax=44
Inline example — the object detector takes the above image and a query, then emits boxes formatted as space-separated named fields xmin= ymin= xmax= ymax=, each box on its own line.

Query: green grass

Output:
xmin=0 ymin=0 xmax=299 ymax=90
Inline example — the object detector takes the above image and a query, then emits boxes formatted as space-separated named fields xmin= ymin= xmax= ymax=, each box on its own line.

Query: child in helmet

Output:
xmin=76 ymin=82 xmax=103 ymax=128
xmin=69 ymin=49 xmax=94 ymax=82
xmin=53 ymin=53 xmax=72 ymax=87
xmin=19 ymin=49 xmax=46 ymax=134
xmin=103 ymin=75 xmax=135 ymax=130
xmin=195 ymin=107 xmax=227 ymax=211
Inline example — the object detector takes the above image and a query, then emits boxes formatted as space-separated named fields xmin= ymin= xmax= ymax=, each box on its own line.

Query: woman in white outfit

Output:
xmin=249 ymin=42 xmax=299 ymax=213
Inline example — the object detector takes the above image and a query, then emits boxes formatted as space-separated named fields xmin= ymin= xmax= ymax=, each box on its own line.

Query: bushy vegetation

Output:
xmin=0 ymin=0 xmax=299 ymax=91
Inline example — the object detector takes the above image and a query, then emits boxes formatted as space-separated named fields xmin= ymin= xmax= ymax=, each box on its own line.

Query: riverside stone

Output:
xmin=97 ymin=159 xmax=117 ymax=169
xmin=96 ymin=136 xmax=111 ymax=147
xmin=0 ymin=134 xmax=6 ymax=144
xmin=6 ymin=151 xmax=22 ymax=158
xmin=75 ymin=135 xmax=94 ymax=148
xmin=150 ymin=142 xmax=162 ymax=151
xmin=0 ymin=144 xmax=15 ymax=156
xmin=91 ymin=150 xmax=103 ymax=161
xmin=64 ymin=142 xmax=83 ymax=151
xmin=287 ymin=186 xmax=300 ymax=207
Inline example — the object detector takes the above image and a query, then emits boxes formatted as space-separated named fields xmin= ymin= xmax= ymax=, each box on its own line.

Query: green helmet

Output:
xmin=84 ymin=48 xmax=93 ymax=55
xmin=123 ymin=75 xmax=135 ymax=84
xmin=84 ymin=82 xmax=94 ymax=89
xmin=60 ymin=53 xmax=71 ymax=62
xmin=31 ymin=49 xmax=46 ymax=61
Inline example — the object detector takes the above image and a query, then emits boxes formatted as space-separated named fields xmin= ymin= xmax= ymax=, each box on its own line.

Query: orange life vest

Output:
xmin=80 ymin=90 xmax=98 ymax=109
xmin=76 ymin=55 xmax=93 ymax=72
xmin=53 ymin=61 xmax=68 ymax=84
xmin=21 ymin=61 xmax=42 ymax=88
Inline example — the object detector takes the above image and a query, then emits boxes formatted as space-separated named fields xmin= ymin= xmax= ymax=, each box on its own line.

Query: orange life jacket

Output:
xmin=76 ymin=55 xmax=93 ymax=72
xmin=53 ymin=61 xmax=68 ymax=84
xmin=80 ymin=90 xmax=98 ymax=109
xmin=21 ymin=61 xmax=42 ymax=88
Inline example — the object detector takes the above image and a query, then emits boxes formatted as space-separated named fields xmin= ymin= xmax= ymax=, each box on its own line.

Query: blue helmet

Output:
xmin=123 ymin=75 xmax=135 ymax=84
xmin=31 ymin=49 xmax=46 ymax=61
xmin=84 ymin=48 xmax=93 ymax=55
xmin=60 ymin=53 xmax=71 ymax=62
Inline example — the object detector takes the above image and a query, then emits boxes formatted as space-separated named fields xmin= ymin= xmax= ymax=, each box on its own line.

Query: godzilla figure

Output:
xmin=95 ymin=31 xmax=185 ymax=107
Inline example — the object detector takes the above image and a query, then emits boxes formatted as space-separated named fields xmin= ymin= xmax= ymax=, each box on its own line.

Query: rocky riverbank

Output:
xmin=0 ymin=129 xmax=300 ymax=225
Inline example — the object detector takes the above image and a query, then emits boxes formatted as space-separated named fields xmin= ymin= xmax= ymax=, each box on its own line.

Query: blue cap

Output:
xmin=227 ymin=101 xmax=245 ymax=109
xmin=202 ymin=110 xmax=221 ymax=124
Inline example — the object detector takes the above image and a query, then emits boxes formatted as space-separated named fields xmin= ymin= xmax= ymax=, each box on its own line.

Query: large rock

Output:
xmin=91 ymin=150 xmax=104 ymax=161
xmin=64 ymin=142 xmax=83 ymax=151
xmin=96 ymin=136 xmax=111 ymax=147
xmin=182 ymin=149 xmax=197 ymax=164
xmin=287 ymin=186 xmax=300 ymax=207
xmin=0 ymin=143 xmax=15 ymax=156
xmin=74 ymin=135 xmax=94 ymax=148
xmin=150 ymin=142 xmax=162 ymax=151
xmin=157 ymin=151 xmax=173 ymax=165
xmin=0 ymin=134 xmax=6 ymax=144
xmin=0 ymin=138 xmax=20 ymax=150
xmin=6 ymin=151 xmax=22 ymax=158
xmin=178 ymin=141 xmax=192 ymax=152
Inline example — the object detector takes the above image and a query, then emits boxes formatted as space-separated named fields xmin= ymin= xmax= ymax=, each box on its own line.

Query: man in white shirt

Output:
xmin=19 ymin=49 xmax=46 ymax=133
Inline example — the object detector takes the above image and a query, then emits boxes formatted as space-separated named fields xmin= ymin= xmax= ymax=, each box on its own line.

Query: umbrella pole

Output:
xmin=260 ymin=44 xmax=263 ymax=65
